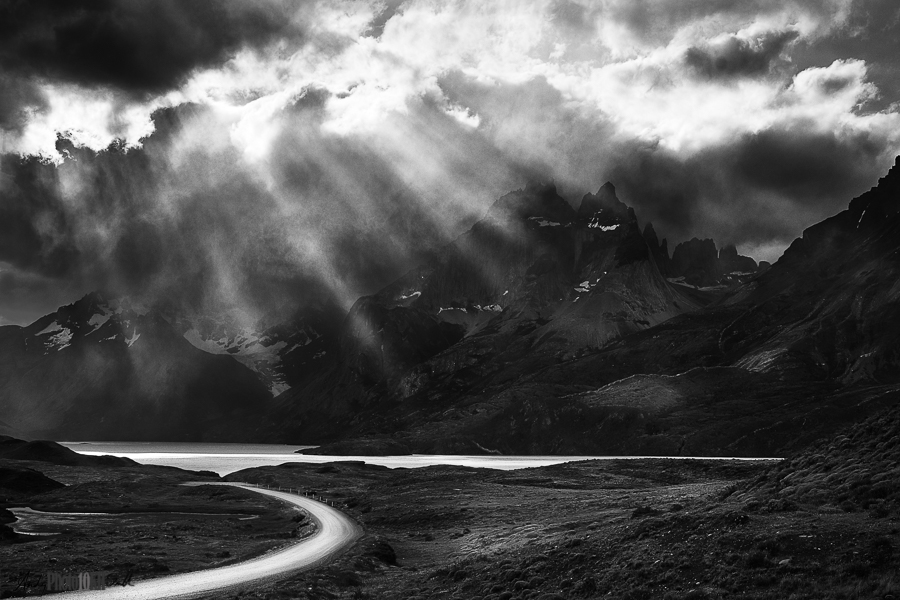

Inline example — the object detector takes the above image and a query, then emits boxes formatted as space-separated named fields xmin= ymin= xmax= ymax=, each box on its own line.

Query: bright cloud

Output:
xmin=5 ymin=0 xmax=894 ymax=166
xmin=2 ymin=0 xmax=900 ymax=324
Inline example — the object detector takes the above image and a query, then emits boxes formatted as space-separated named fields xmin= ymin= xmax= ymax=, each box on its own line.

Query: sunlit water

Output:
xmin=59 ymin=442 xmax=779 ymax=476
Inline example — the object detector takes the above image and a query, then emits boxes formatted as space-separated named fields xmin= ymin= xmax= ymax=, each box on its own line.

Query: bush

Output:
xmin=842 ymin=561 xmax=870 ymax=578
xmin=745 ymin=551 xmax=770 ymax=569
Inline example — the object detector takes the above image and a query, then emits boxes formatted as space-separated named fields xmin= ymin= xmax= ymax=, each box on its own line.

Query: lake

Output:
xmin=59 ymin=442 xmax=779 ymax=476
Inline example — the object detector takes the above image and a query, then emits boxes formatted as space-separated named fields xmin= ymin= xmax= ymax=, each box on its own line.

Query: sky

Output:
xmin=1 ymin=0 xmax=899 ymax=326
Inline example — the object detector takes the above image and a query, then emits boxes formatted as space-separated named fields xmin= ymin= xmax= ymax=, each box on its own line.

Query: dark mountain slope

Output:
xmin=269 ymin=160 xmax=900 ymax=455
xmin=267 ymin=181 xmax=725 ymax=447
xmin=159 ymin=296 xmax=346 ymax=397
xmin=734 ymin=400 xmax=900 ymax=517
xmin=722 ymin=156 xmax=900 ymax=383
xmin=0 ymin=465 xmax=65 ymax=497
xmin=0 ymin=294 xmax=272 ymax=441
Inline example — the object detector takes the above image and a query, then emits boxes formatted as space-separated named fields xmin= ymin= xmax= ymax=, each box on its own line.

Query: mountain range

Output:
xmin=2 ymin=158 xmax=899 ymax=452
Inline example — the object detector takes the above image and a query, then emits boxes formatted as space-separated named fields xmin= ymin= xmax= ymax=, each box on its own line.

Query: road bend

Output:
xmin=57 ymin=482 xmax=363 ymax=599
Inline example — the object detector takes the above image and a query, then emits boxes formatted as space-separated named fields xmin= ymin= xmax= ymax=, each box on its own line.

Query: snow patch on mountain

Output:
xmin=528 ymin=216 xmax=561 ymax=227
xmin=126 ymin=330 xmax=141 ymax=348
xmin=182 ymin=328 xmax=289 ymax=357
xmin=476 ymin=304 xmax=503 ymax=312
xmin=183 ymin=329 xmax=230 ymax=355
xmin=175 ymin=310 xmax=325 ymax=397
xmin=36 ymin=321 xmax=74 ymax=352
xmin=86 ymin=309 xmax=112 ymax=334
xmin=46 ymin=327 xmax=73 ymax=352
xmin=589 ymin=222 xmax=620 ymax=231
xmin=37 ymin=321 xmax=63 ymax=336
xmin=439 ymin=304 xmax=502 ymax=314
xmin=574 ymin=277 xmax=605 ymax=294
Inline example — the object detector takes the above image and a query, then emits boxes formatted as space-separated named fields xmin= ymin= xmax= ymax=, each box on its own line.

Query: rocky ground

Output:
xmin=215 ymin=454 xmax=898 ymax=600
xmin=1 ymin=406 xmax=899 ymax=600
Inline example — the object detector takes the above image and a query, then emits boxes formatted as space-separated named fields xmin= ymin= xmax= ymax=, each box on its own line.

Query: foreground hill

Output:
xmin=735 ymin=401 xmax=900 ymax=517
xmin=0 ymin=435 xmax=136 ymax=467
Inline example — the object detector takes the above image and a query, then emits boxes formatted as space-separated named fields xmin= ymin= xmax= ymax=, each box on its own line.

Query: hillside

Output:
xmin=0 ymin=295 xmax=272 ymax=441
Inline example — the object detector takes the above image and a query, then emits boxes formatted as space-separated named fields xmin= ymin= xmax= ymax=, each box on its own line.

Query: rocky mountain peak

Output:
xmin=642 ymin=222 xmax=671 ymax=274
xmin=577 ymin=181 xmax=632 ymax=222
xmin=718 ymin=244 xmax=758 ymax=275
xmin=862 ymin=154 xmax=900 ymax=215
xmin=642 ymin=222 xmax=660 ymax=247
xmin=791 ymin=155 xmax=900 ymax=253
xmin=667 ymin=238 xmax=760 ymax=287
xmin=671 ymin=238 xmax=718 ymax=278
xmin=70 ymin=291 xmax=113 ymax=317
xmin=487 ymin=180 xmax=575 ymax=225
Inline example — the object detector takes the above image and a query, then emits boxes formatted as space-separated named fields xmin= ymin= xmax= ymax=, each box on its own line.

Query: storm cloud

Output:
xmin=0 ymin=0 xmax=295 ymax=94
xmin=1 ymin=0 xmax=899 ymax=324
xmin=685 ymin=30 xmax=800 ymax=79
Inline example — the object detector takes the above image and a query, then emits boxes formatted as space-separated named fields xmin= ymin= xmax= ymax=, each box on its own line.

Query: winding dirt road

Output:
xmin=59 ymin=482 xmax=363 ymax=599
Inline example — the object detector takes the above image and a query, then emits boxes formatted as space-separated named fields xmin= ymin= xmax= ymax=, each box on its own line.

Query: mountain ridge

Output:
xmin=5 ymin=160 xmax=899 ymax=454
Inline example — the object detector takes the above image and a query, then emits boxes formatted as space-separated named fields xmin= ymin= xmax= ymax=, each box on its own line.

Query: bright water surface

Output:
xmin=60 ymin=442 xmax=779 ymax=476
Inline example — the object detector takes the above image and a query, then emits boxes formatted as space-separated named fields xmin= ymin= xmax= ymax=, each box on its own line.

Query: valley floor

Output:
xmin=226 ymin=458 xmax=899 ymax=600
xmin=1 ymin=458 xmax=897 ymax=600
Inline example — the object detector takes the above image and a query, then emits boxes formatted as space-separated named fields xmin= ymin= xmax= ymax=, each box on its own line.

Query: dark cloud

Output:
xmin=0 ymin=73 xmax=46 ymax=133
xmin=685 ymin=30 xmax=800 ymax=79
xmin=363 ymin=0 xmax=408 ymax=39
xmin=606 ymin=144 xmax=706 ymax=238
xmin=1 ymin=105 xmax=278 ymax=318
xmin=0 ymin=95 xmax=523 ymax=324
xmin=2 ymin=0 xmax=899 ymax=325
xmin=0 ymin=0 xmax=296 ymax=95
xmin=437 ymin=69 xmax=898 ymax=259
xmin=608 ymin=126 xmax=894 ymax=254
xmin=0 ymin=152 xmax=78 ymax=276
xmin=729 ymin=127 xmax=885 ymax=202
xmin=0 ymin=265 xmax=81 ymax=325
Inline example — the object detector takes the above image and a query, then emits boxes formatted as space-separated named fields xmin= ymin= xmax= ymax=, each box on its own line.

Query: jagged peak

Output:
xmin=673 ymin=237 xmax=717 ymax=251
xmin=578 ymin=181 xmax=631 ymax=221
xmin=870 ymin=154 xmax=900 ymax=195
xmin=719 ymin=244 xmax=738 ymax=259
xmin=488 ymin=180 xmax=575 ymax=224
xmin=642 ymin=222 xmax=659 ymax=246
xmin=54 ymin=291 xmax=111 ymax=318
xmin=522 ymin=178 xmax=558 ymax=196
xmin=839 ymin=155 xmax=900 ymax=232
xmin=77 ymin=290 xmax=109 ymax=307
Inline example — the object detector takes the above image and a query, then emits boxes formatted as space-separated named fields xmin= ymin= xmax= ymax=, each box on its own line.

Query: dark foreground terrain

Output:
xmin=2 ymin=404 xmax=900 ymax=599
xmin=0 ymin=440 xmax=315 ymax=597
xmin=217 ymin=453 xmax=897 ymax=600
